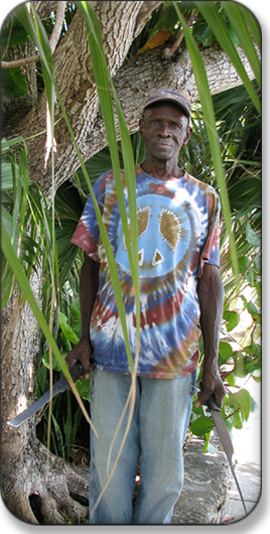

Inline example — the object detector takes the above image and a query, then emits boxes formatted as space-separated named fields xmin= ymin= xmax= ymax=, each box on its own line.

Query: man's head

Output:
xmin=139 ymin=90 xmax=192 ymax=164
xmin=142 ymin=90 xmax=192 ymax=121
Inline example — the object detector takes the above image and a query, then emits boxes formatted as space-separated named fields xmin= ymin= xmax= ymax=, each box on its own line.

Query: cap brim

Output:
xmin=144 ymin=96 xmax=190 ymax=118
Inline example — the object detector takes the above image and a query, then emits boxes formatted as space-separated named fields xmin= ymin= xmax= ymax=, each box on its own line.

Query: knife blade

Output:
xmin=7 ymin=362 xmax=83 ymax=428
xmin=206 ymin=393 xmax=248 ymax=516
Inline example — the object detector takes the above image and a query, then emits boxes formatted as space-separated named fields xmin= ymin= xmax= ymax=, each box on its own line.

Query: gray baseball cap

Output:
xmin=143 ymin=89 xmax=191 ymax=118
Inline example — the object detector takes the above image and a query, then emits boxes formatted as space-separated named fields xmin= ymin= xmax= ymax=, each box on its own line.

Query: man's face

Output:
xmin=139 ymin=102 xmax=192 ymax=162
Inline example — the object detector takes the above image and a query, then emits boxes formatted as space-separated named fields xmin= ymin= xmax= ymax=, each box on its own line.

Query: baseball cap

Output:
xmin=143 ymin=89 xmax=191 ymax=118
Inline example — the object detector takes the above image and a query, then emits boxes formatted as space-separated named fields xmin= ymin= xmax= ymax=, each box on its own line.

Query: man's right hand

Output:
xmin=65 ymin=338 xmax=94 ymax=379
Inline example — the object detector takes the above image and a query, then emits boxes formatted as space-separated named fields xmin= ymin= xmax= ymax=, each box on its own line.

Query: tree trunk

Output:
xmin=1 ymin=272 xmax=90 ymax=524
xmin=3 ymin=3 xmax=254 ymax=193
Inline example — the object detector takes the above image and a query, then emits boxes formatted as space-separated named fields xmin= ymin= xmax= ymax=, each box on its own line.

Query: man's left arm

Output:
xmin=196 ymin=263 xmax=226 ymax=408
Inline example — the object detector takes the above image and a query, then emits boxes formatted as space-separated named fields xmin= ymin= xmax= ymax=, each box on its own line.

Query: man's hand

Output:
xmin=66 ymin=338 xmax=94 ymax=379
xmin=196 ymin=366 xmax=226 ymax=408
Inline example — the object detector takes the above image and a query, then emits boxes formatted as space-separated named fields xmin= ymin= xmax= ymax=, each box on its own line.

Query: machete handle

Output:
xmin=200 ymin=382 xmax=220 ymax=412
xmin=69 ymin=361 xmax=84 ymax=382
xmin=206 ymin=394 xmax=220 ymax=412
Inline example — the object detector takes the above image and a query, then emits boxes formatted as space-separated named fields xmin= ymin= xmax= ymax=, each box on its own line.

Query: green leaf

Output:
xmin=59 ymin=311 xmax=79 ymax=344
xmin=239 ymin=4 xmax=261 ymax=49
xmin=192 ymin=21 xmax=215 ymax=47
xmin=224 ymin=19 xmax=238 ymax=48
xmin=195 ymin=2 xmax=261 ymax=114
xmin=1 ymin=66 xmax=28 ymax=98
xmin=227 ymin=389 xmax=251 ymax=422
xmin=1 ymin=223 xmax=72 ymax=380
xmin=246 ymin=222 xmax=261 ymax=248
xmin=15 ymin=3 xmax=55 ymax=123
xmin=1 ymin=161 xmax=15 ymax=191
xmin=76 ymin=377 xmax=90 ymax=401
xmin=230 ymin=410 xmax=243 ymax=430
xmin=221 ymin=1 xmax=261 ymax=89
xmin=42 ymin=351 xmax=62 ymax=372
xmin=247 ymin=301 xmax=259 ymax=319
xmin=51 ymin=413 xmax=65 ymax=458
xmin=244 ymin=342 xmax=261 ymax=357
xmin=223 ymin=310 xmax=240 ymax=332
xmin=174 ymin=2 xmax=238 ymax=275
xmin=190 ymin=415 xmax=214 ymax=437
xmin=234 ymin=352 xmax=248 ymax=378
xmin=1 ymin=19 xmax=29 ymax=48
xmin=70 ymin=305 xmax=81 ymax=338
xmin=219 ymin=341 xmax=233 ymax=361
xmin=238 ymin=256 xmax=254 ymax=285
xmin=73 ymin=1 xmax=142 ymax=372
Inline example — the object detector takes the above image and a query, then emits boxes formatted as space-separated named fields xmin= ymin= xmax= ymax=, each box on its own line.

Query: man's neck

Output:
xmin=140 ymin=158 xmax=184 ymax=180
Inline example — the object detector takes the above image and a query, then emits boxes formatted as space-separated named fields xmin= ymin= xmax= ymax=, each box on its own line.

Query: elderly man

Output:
xmin=68 ymin=90 xmax=226 ymax=524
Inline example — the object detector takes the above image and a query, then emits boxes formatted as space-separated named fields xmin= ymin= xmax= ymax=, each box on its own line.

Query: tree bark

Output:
xmin=1 ymin=271 xmax=90 ymax=524
xmin=3 ymin=3 xmax=254 ymax=193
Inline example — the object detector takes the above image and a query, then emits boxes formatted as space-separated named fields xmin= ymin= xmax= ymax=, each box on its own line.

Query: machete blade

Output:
xmin=206 ymin=394 xmax=248 ymax=516
xmin=7 ymin=362 xmax=83 ymax=428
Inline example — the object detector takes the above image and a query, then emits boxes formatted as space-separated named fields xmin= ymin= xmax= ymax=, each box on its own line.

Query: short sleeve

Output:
xmin=198 ymin=190 xmax=221 ymax=278
xmin=71 ymin=175 xmax=105 ymax=262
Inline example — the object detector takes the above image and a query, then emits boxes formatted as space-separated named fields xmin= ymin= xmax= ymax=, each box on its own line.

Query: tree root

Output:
xmin=2 ymin=437 xmax=89 ymax=525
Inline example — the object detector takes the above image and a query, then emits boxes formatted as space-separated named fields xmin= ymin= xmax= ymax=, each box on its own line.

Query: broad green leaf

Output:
xmin=192 ymin=20 xmax=215 ymax=47
xmin=230 ymin=410 xmax=243 ymax=430
xmin=227 ymin=389 xmax=251 ymax=422
xmin=1 ymin=19 xmax=29 ymax=48
xmin=76 ymin=377 xmax=90 ymax=401
xmin=219 ymin=341 xmax=233 ymax=361
xmin=238 ymin=256 xmax=254 ymax=285
xmin=42 ymin=351 xmax=62 ymax=372
xmin=223 ymin=310 xmax=240 ymax=332
xmin=70 ymin=305 xmax=81 ymax=338
xmin=247 ymin=301 xmax=259 ymax=319
xmin=246 ymin=222 xmax=260 ymax=247
xmin=1 ymin=66 xmax=28 ymax=98
xmin=190 ymin=415 xmax=214 ymax=437
xmin=234 ymin=352 xmax=249 ymax=378
xmin=59 ymin=311 xmax=79 ymax=344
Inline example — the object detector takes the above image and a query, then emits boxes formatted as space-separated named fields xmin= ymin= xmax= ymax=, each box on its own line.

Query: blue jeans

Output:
xmin=89 ymin=368 xmax=196 ymax=524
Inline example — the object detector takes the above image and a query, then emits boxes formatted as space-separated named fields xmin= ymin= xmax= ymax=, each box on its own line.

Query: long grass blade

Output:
xmin=75 ymin=1 xmax=142 ymax=507
xmin=195 ymin=2 xmax=261 ymax=114
xmin=1 ymin=222 xmax=98 ymax=435
xmin=239 ymin=3 xmax=261 ymax=50
xmin=220 ymin=1 xmax=261 ymax=89
xmin=174 ymin=3 xmax=238 ymax=275
xmin=75 ymin=1 xmax=141 ymax=370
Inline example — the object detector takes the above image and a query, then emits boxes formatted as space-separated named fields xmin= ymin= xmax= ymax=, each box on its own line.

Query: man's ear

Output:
xmin=183 ymin=126 xmax=192 ymax=145
xmin=139 ymin=118 xmax=144 ymax=138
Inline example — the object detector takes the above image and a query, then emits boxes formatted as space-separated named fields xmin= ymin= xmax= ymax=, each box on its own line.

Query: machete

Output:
xmin=7 ymin=361 xmax=83 ymax=428
xmin=206 ymin=393 xmax=248 ymax=516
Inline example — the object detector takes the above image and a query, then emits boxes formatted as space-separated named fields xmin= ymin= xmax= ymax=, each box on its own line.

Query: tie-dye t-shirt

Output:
xmin=71 ymin=166 xmax=220 ymax=378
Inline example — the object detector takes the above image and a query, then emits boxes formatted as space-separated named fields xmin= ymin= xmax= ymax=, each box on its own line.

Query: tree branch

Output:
xmin=1 ymin=55 xmax=39 ymax=69
xmin=49 ymin=1 xmax=66 ymax=54
xmin=136 ymin=1 xmax=163 ymax=26
xmin=163 ymin=10 xmax=199 ymax=58
xmin=1 ymin=1 xmax=66 ymax=69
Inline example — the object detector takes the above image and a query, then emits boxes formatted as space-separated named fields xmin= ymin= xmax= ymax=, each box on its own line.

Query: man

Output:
xmin=67 ymin=90 xmax=226 ymax=524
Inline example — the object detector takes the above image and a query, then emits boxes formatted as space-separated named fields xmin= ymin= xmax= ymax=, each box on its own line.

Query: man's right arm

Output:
xmin=66 ymin=255 xmax=100 ymax=377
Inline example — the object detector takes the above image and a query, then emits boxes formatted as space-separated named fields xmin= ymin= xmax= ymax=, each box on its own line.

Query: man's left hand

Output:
xmin=196 ymin=367 xmax=226 ymax=409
